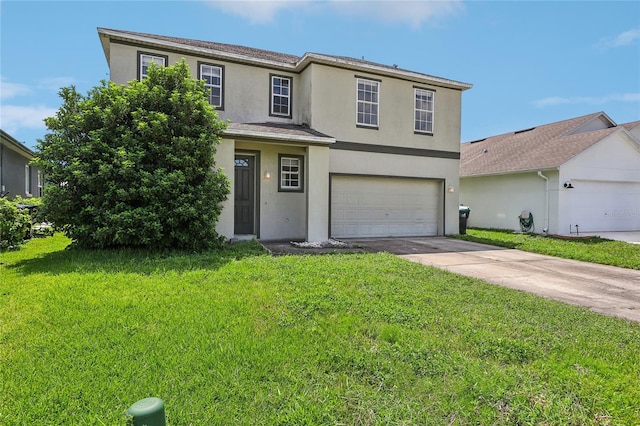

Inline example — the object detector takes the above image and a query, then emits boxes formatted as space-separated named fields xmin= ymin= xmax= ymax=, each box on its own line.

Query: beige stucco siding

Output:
xmin=107 ymin=42 xmax=300 ymax=125
xmin=215 ymin=138 xmax=236 ymax=239
xmin=235 ymin=141 xmax=307 ymax=240
xmin=306 ymin=63 xmax=462 ymax=152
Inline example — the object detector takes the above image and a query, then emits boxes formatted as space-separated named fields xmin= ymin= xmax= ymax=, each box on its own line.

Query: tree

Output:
xmin=34 ymin=60 xmax=230 ymax=250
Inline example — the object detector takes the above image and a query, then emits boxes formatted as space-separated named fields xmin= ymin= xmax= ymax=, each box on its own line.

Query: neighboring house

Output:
xmin=460 ymin=112 xmax=640 ymax=235
xmin=0 ymin=129 xmax=43 ymax=199
xmin=98 ymin=28 xmax=472 ymax=242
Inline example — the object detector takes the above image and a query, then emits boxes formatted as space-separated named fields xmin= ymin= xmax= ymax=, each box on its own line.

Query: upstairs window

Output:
xmin=414 ymin=88 xmax=435 ymax=134
xmin=270 ymin=74 xmax=292 ymax=118
xmin=279 ymin=154 xmax=303 ymax=192
xmin=356 ymin=78 xmax=379 ymax=128
xmin=138 ymin=52 xmax=168 ymax=81
xmin=199 ymin=62 xmax=224 ymax=109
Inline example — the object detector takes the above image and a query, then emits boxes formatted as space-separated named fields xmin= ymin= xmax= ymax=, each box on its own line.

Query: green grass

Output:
xmin=2 ymin=234 xmax=640 ymax=425
xmin=452 ymin=228 xmax=640 ymax=270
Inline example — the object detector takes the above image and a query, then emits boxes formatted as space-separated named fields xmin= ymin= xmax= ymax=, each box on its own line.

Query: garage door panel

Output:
xmin=567 ymin=181 xmax=640 ymax=232
xmin=331 ymin=175 xmax=441 ymax=238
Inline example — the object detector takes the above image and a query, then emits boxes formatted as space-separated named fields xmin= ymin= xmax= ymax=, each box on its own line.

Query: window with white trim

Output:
xmin=270 ymin=75 xmax=292 ymax=118
xmin=25 ymin=165 xmax=32 ymax=195
xmin=356 ymin=78 xmax=379 ymax=127
xmin=199 ymin=62 xmax=224 ymax=109
xmin=138 ymin=52 xmax=168 ymax=81
xmin=278 ymin=154 xmax=303 ymax=192
xmin=37 ymin=170 xmax=44 ymax=197
xmin=414 ymin=88 xmax=435 ymax=134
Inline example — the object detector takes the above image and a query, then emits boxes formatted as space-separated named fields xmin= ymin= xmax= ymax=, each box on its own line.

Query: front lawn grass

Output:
xmin=452 ymin=228 xmax=640 ymax=270
xmin=2 ymin=234 xmax=639 ymax=425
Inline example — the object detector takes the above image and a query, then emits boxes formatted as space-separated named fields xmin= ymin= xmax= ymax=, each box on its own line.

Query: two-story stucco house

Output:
xmin=98 ymin=28 xmax=472 ymax=242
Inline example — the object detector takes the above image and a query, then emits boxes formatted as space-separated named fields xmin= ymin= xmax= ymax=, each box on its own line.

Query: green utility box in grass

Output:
xmin=127 ymin=397 xmax=166 ymax=426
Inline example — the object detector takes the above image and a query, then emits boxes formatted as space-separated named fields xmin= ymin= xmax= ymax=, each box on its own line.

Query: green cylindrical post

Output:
xmin=127 ymin=397 xmax=166 ymax=426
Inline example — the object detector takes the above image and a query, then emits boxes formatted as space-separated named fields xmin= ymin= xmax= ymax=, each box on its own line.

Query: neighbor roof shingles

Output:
xmin=460 ymin=112 xmax=622 ymax=177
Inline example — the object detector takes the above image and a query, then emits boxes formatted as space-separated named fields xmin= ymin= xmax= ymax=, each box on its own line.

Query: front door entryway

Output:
xmin=234 ymin=154 xmax=256 ymax=235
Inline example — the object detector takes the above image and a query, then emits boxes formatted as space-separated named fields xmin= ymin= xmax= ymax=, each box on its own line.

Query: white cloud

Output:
xmin=207 ymin=0 xmax=313 ymax=24
xmin=0 ymin=77 xmax=31 ymax=99
xmin=1 ymin=75 xmax=75 ymax=100
xmin=595 ymin=28 xmax=640 ymax=49
xmin=206 ymin=0 xmax=463 ymax=27
xmin=38 ymin=77 xmax=76 ymax=91
xmin=533 ymin=93 xmax=640 ymax=108
xmin=0 ymin=105 xmax=57 ymax=134
xmin=328 ymin=0 xmax=464 ymax=29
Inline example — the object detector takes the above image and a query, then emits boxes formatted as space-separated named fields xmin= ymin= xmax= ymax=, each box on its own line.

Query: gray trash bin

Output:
xmin=459 ymin=206 xmax=471 ymax=235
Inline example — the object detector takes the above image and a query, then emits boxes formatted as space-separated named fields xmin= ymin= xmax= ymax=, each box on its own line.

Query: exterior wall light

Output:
xmin=264 ymin=171 xmax=271 ymax=179
xmin=447 ymin=186 xmax=455 ymax=193
xmin=563 ymin=181 xmax=574 ymax=189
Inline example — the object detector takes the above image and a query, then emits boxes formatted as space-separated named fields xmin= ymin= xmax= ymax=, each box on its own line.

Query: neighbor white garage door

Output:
xmin=330 ymin=175 xmax=441 ymax=238
xmin=567 ymin=180 xmax=640 ymax=232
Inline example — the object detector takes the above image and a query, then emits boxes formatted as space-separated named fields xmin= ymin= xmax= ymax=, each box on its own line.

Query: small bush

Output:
xmin=0 ymin=198 xmax=32 ymax=249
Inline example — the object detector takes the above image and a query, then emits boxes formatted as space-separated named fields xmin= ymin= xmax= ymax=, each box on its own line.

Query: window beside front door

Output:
xmin=199 ymin=62 xmax=224 ymax=109
xmin=278 ymin=154 xmax=303 ymax=192
xmin=270 ymin=74 xmax=292 ymax=118
xmin=138 ymin=52 xmax=168 ymax=81
xmin=414 ymin=88 xmax=435 ymax=134
xmin=356 ymin=77 xmax=379 ymax=128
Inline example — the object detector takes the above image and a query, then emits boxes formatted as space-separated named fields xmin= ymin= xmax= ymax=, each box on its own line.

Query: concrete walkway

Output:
xmin=346 ymin=237 xmax=640 ymax=323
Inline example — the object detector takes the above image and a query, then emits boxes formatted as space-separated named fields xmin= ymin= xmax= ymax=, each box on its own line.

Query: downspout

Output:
xmin=537 ymin=171 xmax=549 ymax=234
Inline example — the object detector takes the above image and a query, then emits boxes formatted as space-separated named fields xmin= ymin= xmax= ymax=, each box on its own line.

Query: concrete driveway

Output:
xmin=346 ymin=237 xmax=640 ymax=323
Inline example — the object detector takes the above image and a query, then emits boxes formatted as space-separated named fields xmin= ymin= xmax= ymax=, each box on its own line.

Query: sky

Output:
xmin=1 ymin=0 xmax=639 ymax=150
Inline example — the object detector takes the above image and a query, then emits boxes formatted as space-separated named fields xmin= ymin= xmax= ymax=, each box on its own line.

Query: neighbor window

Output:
xmin=270 ymin=75 xmax=292 ymax=118
xmin=414 ymin=88 xmax=435 ymax=134
xmin=138 ymin=52 xmax=168 ymax=80
xmin=279 ymin=155 xmax=303 ymax=192
xmin=199 ymin=62 xmax=224 ymax=109
xmin=25 ymin=165 xmax=31 ymax=196
xmin=356 ymin=77 xmax=379 ymax=128
xmin=37 ymin=171 xmax=43 ymax=197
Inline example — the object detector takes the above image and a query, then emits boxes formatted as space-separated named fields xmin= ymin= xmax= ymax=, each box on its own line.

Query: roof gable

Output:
xmin=460 ymin=112 xmax=623 ymax=177
xmin=565 ymin=112 xmax=615 ymax=136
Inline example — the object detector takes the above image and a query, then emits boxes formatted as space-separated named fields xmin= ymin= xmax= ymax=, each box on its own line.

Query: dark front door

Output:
xmin=234 ymin=155 xmax=255 ymax=234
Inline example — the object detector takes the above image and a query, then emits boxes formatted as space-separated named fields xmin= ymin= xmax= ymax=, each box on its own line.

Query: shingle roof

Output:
xmin=225 ymin=122 xmax=335 ymax=144
xmin=98 ymin=28 xmax=472 ymax=90
xmin=460 ymin=112 xmax=623 ymax=177
xmin=105 ymin=28 xmax=301 ymax=64
xmin=622 ymin=120 xmax=640 ymax=130
xmin=227 ymin=122 xmax=333 ymax=139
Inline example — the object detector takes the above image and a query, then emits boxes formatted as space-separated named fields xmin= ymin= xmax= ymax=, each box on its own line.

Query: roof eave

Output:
xmin=223 ymin=128 xmax=336 ymax=145
xmin=460 ymin=167 xmax=559 ymax=178
xmin=0 ymin=129 xmax=35 ymax=157
xmin=297 ymin=53 xmax=472 ymax=91
xmin=98 ymin=27 xmax=298 ymax=71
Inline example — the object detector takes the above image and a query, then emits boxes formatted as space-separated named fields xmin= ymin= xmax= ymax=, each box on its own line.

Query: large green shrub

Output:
xmin=0 ymin=198 xmax=31 ymax=249
xmin=33 ymin=60 xmax=229 ymax=250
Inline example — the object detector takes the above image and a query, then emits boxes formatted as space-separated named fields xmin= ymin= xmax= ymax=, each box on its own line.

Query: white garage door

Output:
xmin=567 ymin=180 xmax=640 ymax=232
xmin=331 ymin=175 xmax=441 ymax=238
